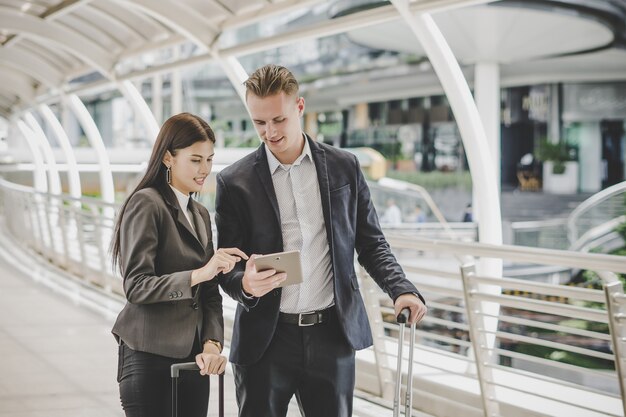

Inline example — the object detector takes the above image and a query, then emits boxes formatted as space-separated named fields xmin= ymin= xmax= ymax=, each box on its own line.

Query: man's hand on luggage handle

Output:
xmin=394 ymin=293 xmax=427 ymax=325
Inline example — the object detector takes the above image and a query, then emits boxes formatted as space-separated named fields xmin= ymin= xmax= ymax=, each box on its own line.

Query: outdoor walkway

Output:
xmin=0 ymin=230 xmax=390 ymax=417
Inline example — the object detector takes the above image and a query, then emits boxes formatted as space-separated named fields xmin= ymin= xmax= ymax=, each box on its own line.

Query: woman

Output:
xmin=111 ymin=113 xmax=247 ymax=417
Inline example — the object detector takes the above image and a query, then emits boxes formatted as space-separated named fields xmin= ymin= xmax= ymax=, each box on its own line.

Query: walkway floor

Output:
xmin=0 ymin=233 xmax=391 ymax=417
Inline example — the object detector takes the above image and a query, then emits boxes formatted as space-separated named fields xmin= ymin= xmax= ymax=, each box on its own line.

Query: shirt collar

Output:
xmin=169 ymin=184 xmax=191 ymax=211
xmin=266 ymin=135 xmax=312 ymax=175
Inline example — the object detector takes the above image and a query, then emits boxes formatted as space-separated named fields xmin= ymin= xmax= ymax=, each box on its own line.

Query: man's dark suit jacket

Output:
xmin=112 ymin=184 xmax=224 ymax=358
xmin=216 ymin=136 xmax=421 ymax=366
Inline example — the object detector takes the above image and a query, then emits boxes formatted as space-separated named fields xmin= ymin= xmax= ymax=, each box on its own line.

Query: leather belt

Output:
xmin=278 ymin=306 xmax=334 ymax=327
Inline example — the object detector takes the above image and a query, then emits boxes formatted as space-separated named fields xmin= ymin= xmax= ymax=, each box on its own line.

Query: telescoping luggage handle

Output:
xmin=394 ymin=308 xmax=416 ymax=417
xmin=171 ymin=362 xmax=224 ymax=417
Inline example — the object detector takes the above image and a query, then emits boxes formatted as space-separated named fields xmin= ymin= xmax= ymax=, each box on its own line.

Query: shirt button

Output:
xmin=192 ymin=302 xmax=198 ymax=310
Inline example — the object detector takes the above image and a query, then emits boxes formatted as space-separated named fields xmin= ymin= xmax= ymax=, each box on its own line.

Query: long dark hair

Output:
xmin=110 ymin=112 xmax=216 ymax=272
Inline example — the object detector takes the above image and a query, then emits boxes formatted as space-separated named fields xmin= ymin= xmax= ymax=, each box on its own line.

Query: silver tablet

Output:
xmin=254 ymin=250 xmax=303 ymax=287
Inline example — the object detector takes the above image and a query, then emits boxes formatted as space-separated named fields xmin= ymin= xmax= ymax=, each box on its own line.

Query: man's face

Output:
xmin=247 ymin=91 xmax=305 ymax=165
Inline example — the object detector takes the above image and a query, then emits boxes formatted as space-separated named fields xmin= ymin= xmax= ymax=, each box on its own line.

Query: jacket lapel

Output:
xmin=159 ymin=184 xmax=204 ymax=249
xmin=253 ymin=145 xmax=281 ymax=227
xmin=308 ymin=136 xmax=334 ymax=251
xmin=190 ymin=203 xmax=208 ymax=248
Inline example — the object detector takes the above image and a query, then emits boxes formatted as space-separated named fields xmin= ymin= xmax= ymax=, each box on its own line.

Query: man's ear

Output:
xmin=297 ymin=97 xmax=305 ymax=117
xmin=163 ymin=150 xmax=173 ymax=167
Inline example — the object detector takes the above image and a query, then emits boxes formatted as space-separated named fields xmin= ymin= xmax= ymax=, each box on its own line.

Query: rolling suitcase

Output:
xmin=171 ymin=362 xmax=224 ymax=417
xmin=393 ymin=308 xmax=416 ymax=417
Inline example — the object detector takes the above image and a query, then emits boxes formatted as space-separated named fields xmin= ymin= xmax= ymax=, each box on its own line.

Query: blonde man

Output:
xmin=216 ymin=65 xmax=426 ymax=417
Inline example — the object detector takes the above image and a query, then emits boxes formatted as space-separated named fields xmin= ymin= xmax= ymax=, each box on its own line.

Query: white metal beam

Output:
xmin=112 ymin=0 xmax=218 ymax=49
xmin=219 ymin=0 xmax=320 ymax=30
xmin=117 ymin=80 xmax=160 ymax=142
xmin=38 ymin=104 xmax=82 ymax=199
xmin=0 ymin=69 xmax=37 ymax=103
xmin=0 ymin=6 xmax=114 ymax=75
xmin=389 ymin=3 xmax=503 ymax=412
xmin=0 ymin=48 xmax=64 ymax=87
xmin=0 ymin=94 xmax=16 ymax=108
xmin=24 ymin=112 xmax=62 ymax=195
xmin=15 ymin=119 xmax=47 ymax=192
xmin=389 ymin=1 xmax=502 ymax=245
xmin=211 ymin=54 xmax=248 ymax=104
xmin=474 ymin=62 xmax=501 ymax=195
xmin=65 ymin=94 xmax=115 ymax=208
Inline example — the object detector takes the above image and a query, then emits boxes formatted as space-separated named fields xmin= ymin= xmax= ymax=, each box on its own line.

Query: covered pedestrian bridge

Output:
xmin=1 ymin=0 xmax=626 ymax=416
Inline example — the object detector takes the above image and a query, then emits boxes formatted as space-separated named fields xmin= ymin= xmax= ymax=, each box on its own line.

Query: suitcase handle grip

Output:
xmin=396 ymin=308 xmax=410 ymax=324
xmin=171 ymin=362 xmax=199 ymax=378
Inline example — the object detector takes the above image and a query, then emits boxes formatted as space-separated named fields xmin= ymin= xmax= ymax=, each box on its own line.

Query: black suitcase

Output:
xmin=394 ymin=308 xmax=416 ymax=417
xmin=170 ymin=362 xmax=224 ymax=417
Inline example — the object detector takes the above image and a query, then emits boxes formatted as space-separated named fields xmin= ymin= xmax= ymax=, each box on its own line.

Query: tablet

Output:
xmin=253 ymin=250 xmax=303 ymax=287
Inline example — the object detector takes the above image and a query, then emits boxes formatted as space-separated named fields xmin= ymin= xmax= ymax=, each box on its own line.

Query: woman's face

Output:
xmin=164 ymin=140 xmax=214 ymax=195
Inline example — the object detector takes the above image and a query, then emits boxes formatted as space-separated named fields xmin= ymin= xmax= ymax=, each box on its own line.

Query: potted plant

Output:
xmin=536 ymin=139 xmax=579 ymax=194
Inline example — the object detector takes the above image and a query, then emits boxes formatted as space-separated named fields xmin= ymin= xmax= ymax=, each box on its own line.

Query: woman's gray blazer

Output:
xmin=112 ymin=184 xmax=223 ymax=358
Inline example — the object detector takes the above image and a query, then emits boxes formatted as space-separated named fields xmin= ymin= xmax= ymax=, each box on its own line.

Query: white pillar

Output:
xmin=578 ymin=122 xmax=602 ymax=193
xmin=24 ymin=112 xmax=62 ymax=195
xmin=152 ymin=75 xmax=163 ymax=125
xmin=389 ymin=5 xmax=502 ymax=247
xmin=16 ymin=119 xmax=47 ymax=192
xmin=65 ymin=94 xmax=115 ymax=211
xmin=474 ymin=62 xmax=501 ymax=217
xmin=389 ymin=4 xmax=502 ymax=396
xmin=61 ymin=99 xmax=81 ymax=146
xmin=118 ymin=80 xmax=160 ymax=143
xmin=213 ymin=54 xmax=248 ymax=104
xmin=38 ymin=104 xmax=82 ymax=199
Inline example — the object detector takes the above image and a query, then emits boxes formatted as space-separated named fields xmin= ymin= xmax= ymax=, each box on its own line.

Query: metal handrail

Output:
xmin=567 ymin=180 xmax=626 ymax=243
xmin=386 ymin=234 xmax=626 ymax=276
xmin=570 ymin=214 xmax=626 ymax=252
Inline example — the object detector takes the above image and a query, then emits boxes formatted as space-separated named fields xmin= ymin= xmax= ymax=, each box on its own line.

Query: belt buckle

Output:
xmin=298 ymin=311 xmax=316 ymax=327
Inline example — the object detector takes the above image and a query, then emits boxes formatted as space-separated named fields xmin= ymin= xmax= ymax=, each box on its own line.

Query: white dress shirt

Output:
xmin=169 ymin=185 xmax=195 ymax=233
xmin=265 ymin=138 xmax=334 ymax=313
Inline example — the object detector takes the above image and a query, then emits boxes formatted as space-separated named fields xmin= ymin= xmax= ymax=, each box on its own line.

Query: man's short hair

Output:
xmin=244 ymin=64 xmax=299 ymax=98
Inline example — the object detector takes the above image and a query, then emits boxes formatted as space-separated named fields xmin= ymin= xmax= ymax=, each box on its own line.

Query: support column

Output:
xmin=354 ymin=103 xmax=370 ymax=129
xmin=152 ymin=75 xmax=163 ymax=125
xmin=16 ymin=119 xmax=47 ymax=192
xmin=389 ymin=2 xmax=502 ymax=397
xmin=171 ymin=48 xmax=183 ymax=115
xmin=549 ymin=83 xmax=560 ymax=143
xmin=389 ymin=2 xmax=502 ymax=246
xmin=118 ymin=80 xmax=160 ymax=142
xmin=474 ymin=62 xmax=500 ymax=189
xmin=474 ymin=62 xmax=501 ymax=211
xmin=304 ymin=112 xmax=318 ymax=139
xmin=24 ymin=112 xmax=62 ymax=195
xmin=213 ymin=54 xmax=248 ymax=104
xmin=65 ymin=95 xmax=115 ymax=209
xmin=61 ymin=99 xmax=81 ymax=146
xmin=38 ymin=104 xmax=82 ymax=199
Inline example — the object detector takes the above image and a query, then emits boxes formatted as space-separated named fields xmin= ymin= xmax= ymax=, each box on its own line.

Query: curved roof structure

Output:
xmin=0 ymin=0 xmax=625 ymax=118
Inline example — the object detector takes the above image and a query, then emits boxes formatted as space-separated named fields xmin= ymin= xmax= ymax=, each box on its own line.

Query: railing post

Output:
xmin=358 ymin=265 xmax=394 ymax=399
xmin=56 ymin=195 xmax=70 ymax=269
xmin=604 ymin=280 xmax=626 ymax=415
xmin=460 ymin=263 xmax=500 ymax=417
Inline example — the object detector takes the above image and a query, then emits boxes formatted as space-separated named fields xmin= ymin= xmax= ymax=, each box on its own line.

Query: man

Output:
xmin=216 ymin=64 xmax=427 ymax=417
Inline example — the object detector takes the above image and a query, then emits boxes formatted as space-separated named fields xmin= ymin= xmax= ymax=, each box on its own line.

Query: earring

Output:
xmin=166 ymin=166 xmax=171 ymax=184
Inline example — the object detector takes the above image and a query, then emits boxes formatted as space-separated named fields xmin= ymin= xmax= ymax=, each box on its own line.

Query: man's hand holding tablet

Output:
xmin=241 ymin=250 xmax=303 ymax=298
